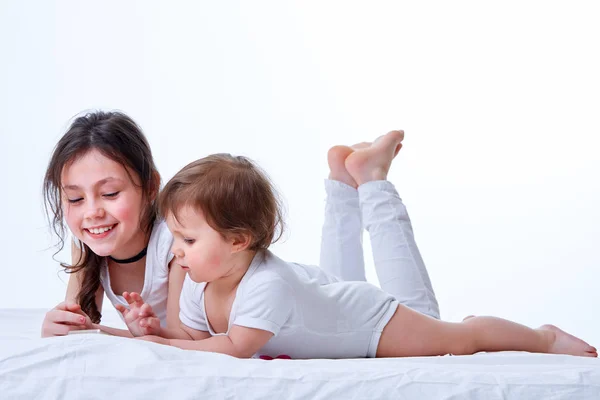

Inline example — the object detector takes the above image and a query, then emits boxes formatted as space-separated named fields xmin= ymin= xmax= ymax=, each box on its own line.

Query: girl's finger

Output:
xmin=49 ymin=309 xmax=87 ymax=325
xmin=65 ymin=302 xmax=81 ymax=311
xmin=66 ymin=304 xmax=86 ymax=317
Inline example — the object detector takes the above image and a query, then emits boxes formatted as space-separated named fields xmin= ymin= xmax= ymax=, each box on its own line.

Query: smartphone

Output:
xmin=68 ymin=329 xmax=108 ymax=335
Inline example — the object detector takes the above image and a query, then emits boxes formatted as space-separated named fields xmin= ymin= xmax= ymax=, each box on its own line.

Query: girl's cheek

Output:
xmin=114 ymin=206 xmax=132 ymax=222
xmin=64 ymin=218 xmax=85 ymax=243
xmin=112 ymin=198 xmax=140 ymax=224
xmin=62 ymin=203 xmax=72 ymax=220
xmin=63 ymin=209 xmax=78 ymax=231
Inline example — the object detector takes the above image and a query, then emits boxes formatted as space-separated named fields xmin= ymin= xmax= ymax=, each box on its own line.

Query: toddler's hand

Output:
xmin=115 ymin=292 xmax=161 ymax=337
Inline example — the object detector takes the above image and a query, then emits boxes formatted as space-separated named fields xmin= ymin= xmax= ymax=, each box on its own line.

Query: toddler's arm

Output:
xmin=140 ymin=324 xmax=272 ymax=358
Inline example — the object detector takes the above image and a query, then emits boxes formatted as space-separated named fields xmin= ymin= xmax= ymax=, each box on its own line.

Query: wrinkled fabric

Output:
xmin=2 ymin=309 xmax=599 ymax=399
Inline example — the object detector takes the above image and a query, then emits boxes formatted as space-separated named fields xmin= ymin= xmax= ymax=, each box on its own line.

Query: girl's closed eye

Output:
xmin=183 ymin=238 xmax=195 ymax=245
xmin=103 ymin=191 xmax=120 ymax=198
xmin=67 ymin=197 xmax=83 ymax=204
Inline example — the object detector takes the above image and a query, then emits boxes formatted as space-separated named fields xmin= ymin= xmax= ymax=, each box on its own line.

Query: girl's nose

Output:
xmin=84 ymin=205 xmax=105 ymax=220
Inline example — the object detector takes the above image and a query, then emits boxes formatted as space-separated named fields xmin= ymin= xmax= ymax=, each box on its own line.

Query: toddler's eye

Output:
xmin=183 ymin=238 xmax=195 ymax=245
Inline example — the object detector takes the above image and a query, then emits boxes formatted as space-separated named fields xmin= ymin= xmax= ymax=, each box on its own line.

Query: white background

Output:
xmin=1 ymin=1 xmax=599 ymax=341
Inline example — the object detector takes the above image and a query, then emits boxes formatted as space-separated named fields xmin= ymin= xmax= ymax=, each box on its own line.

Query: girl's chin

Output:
xmin=70 ymin=237 xmax=113 ymax=257
xmin=85 ymin=244 xmax=117 ymax=258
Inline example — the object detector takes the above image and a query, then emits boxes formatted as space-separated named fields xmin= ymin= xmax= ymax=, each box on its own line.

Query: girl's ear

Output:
xmin=230 ymin=233 xmax=252 ymax=253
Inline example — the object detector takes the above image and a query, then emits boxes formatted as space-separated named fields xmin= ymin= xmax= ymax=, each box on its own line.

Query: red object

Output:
xmin=259 ymin=354 xmax=291 ymax=360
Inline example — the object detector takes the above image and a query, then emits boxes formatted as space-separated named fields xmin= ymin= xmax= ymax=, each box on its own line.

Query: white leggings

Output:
xmin=319 ymin=180 xmax=440 ymax=319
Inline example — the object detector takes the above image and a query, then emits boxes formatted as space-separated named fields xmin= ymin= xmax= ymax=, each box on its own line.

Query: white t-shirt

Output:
xmin=179 ymin=250 xmax=399 ymax=359
xmin=100 ymin=220 xmax=174 ymax=326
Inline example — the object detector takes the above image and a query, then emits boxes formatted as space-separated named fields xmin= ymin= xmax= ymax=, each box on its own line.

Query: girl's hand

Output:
xmin=41 ymin=302 xmax=93 ymax=337
xmin=136 ymin=335 xmax=171 ymax=346
xmin=115 ymin=292 xmax=161 ymax=337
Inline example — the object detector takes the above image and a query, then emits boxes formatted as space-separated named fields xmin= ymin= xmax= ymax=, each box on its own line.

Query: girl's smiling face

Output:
xmin=60 ymin=149 xmax=147 ymax=259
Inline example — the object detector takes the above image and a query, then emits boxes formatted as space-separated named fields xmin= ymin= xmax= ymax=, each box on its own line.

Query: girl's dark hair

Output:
xmin=159 ymin=154 xmax=285 ymax=251
xmin=43 ymin=111 xmax=160 ymax=323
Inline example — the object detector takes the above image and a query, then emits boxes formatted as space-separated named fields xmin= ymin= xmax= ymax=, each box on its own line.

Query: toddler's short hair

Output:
xmin=160 ymin=154 xmax=284 ymax=250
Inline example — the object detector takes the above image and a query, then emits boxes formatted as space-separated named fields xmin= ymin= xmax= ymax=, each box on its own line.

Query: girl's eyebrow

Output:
xmin=63 ymin=177 xmax=124 ymax=190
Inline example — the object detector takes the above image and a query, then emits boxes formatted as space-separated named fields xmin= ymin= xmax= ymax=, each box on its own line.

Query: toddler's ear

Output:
xmin=230 ymin=233 xmax=252 ymax=253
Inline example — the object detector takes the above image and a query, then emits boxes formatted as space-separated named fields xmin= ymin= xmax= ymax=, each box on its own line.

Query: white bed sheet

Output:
xmin=1 ymin=308 xmax=599 ymax=399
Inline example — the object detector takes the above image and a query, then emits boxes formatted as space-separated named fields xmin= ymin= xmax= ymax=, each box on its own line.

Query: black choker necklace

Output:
xmin=109 ymin=247 xmax=148 ymax=264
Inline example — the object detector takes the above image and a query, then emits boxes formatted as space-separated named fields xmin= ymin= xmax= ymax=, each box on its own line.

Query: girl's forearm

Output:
xmin=92 ymin=323 xmax=195 ymax=340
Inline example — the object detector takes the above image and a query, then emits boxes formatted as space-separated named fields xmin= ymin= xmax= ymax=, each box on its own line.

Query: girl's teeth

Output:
xmin=90 ymin=226 xmax=113 ymax=234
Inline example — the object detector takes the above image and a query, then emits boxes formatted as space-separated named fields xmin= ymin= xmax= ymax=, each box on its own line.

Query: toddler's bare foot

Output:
xmin=345 ymin=130 xmax=404 ymax=186
xmin=538 ymin=324 xmax=597 ymax=357
xmin=328 ymin=145 xmax=357 ymax=188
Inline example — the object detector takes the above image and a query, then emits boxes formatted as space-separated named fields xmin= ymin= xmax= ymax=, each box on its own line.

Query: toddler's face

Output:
xmin=166 ymin=206 xmax=236 ymax=283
